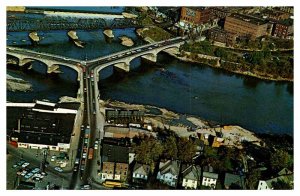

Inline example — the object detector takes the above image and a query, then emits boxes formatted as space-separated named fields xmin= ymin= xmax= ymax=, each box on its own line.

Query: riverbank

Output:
xmin=101 ymin=99 xmax=262 ymax=148
xmin=136 ymin=27 xmax=293 ymax=82
xmin=7 ymin=74 xmax=32 ymax=92
xmin=165 ymin=48 xmax=293 ymax=82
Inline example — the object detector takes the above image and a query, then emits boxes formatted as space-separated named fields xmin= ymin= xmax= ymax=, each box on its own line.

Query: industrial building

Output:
xmin=7 ymin=100 xmax=79 ymax=151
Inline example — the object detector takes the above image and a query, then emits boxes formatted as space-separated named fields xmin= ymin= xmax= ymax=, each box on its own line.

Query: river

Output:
xmin=6 ymin=9 xmax=293 ymax=136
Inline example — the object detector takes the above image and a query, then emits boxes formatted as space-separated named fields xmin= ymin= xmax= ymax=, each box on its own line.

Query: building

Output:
xmin=257 ymin=174 xmax=293 ymax=190
xmin=104 ymin=126 xmax=156 ymax=139
xmin=207 ymin=27 xmax=237 ymax=46
xmin=211 ymin=7 xmax=231 ymax=20
xmin=257 ymin=168 xmax=293 ymax=190
xmin=180 ymin=7 xmax=212 ymax=25
xmin=105 ymin=109 xmax=144 ymax=124
xmin=132 ymin=163 xmax=150 ymax=182
xmin=224 ymin=13 xmax=269 ymax=40
xmin=157 ymin=160 xmax=181 ymax=188
xmin=272 ymin=19 xmax=293 ymax=39
xmin=202 ymin=166 xmax=219 ymax=189
xmin=100 ymin=141 xmax=129 ymax=182
xmin=262 ymin=9 xmax=290 ymax=21
xmin=224 ymin=173 xmax=246 ymax=189
xmin=8 ymin=100 xmax=79 ymax=151
xmin=181 ymin=165 xmax=201 ymax=189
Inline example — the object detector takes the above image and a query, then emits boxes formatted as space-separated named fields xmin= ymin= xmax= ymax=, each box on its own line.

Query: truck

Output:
xmin=85 ymin=128 xmax=90 ymax=138
xmin=88 ymin=148 xmax=94 ymax=160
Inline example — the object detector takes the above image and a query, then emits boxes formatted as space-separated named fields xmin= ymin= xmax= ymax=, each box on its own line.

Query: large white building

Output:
xmin=8 ymin=100 xmax=79 ymax=152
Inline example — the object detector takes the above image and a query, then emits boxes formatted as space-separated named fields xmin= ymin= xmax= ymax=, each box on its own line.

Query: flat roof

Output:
xmin=102 ymin=142 xmax=129 ymax=163
xmin=7 ymin=106 xmax=76 ymax=146
xmin=229 ymin=13 xmax=268 ymax=25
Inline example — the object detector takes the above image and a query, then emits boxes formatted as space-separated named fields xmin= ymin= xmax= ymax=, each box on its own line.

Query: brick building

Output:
xmin=100 ymin=141 xmax=129 ymax=182
xmin=272 ymin=20 xmax=293 ymax=38
xmin=224 ymin=13 xmax=268 ymax=40
xmin=180 ymin=7 xmax=212 ymax=25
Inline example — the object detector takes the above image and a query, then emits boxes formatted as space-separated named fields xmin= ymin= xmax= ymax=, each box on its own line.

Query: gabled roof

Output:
xmin=203 ymin=171 xmax=218 ymax=179
xmin=159 ymin=160 xmax=180 ymax=176
xmin=133 ymin=163 xmax=150 ymax=176
xmin=182 ymin=165 xmax=201 ymax=181
xmin=278 ymin=168 xmax=292 ymax=176
xmin=224 ymin=173 xmax=246 ymax=189
xmin=264 ymin=174 xmax=294 ymax=189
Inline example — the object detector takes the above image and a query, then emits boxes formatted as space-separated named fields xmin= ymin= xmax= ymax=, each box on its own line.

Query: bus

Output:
xmin=88 ymin=148 xmax=94 ymax=160
xmin=102 ymin=180 xmax=123 ymax=188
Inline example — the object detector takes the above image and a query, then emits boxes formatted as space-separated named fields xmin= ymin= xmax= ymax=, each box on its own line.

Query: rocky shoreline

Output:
xmin=7 ymin=74 xmax=32 ymax=92
xmin=101 ymin=99 xmax=262 ymax=148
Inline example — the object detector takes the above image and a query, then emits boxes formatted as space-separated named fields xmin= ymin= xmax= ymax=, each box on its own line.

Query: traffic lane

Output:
xmin=87 ymin=40 xmax=185 ymax=69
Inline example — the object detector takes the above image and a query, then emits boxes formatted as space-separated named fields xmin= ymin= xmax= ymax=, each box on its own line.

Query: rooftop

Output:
xmin=224 ymin=173 xmax=246 ymax=189
xmin=133 ymin=163 xmax=150 ymax=176
xmin=182 ymin=165 xmax=201 ymax=181
xmin=159 ymin=160 xmax=180 ymax=176
xmin=229 ymin=13 xmax=268 ymax=25
xmin=102 ymin=142 xmax=129 ymax=163
xmin=203 ymin=171 xmax=218 ymax=179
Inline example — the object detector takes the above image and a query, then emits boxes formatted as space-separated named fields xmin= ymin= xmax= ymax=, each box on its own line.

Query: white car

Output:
xmin=51 ymin=156 xmax=56 ymax=162
xmin=21 ymin=170 xmax=28 ymax=176
xmin=21 ymin=162 xmax=30 ymax=168
xmin=82 ymin=153 xmax=87 ymax=159
xmin=94 ymin=140 xmax=99 ymax=149
xmin=54 ymin=167 xmax=63 ymax=173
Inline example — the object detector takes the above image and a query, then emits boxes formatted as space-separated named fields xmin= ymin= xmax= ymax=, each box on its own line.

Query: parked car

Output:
xmin=21 ymin=162 xmax=30 ymax=168
xmin=25 ymin=172 xmax=34 ymax=179
xmin=51 ymin=156 xmax=56 ymax=162
xmin=17 ymin=160 xmax=25 ymax=166
xmin=54 ymin=167 xmax=63 ymax=173
xmin=21 ymin=170 xmax=28 ymax=176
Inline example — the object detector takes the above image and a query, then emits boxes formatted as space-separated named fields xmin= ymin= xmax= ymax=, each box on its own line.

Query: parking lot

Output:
xmin=7 ymin=148 xmax=70 ymax=190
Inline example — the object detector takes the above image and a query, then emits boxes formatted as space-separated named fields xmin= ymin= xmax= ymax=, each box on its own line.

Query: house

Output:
xmin=157 ymin=160 xmax=181 ymax=188
xmin=189 ymin=136 xmax=204 ymax=155
xmin=132 ymin=163 xmax=150 ymax=182
xmin=224 ymin=173 xmax=246 ymax=189
xmin=181 ymin=165 xmax=202 ymax=189
xmin=257 ymin=168 xmax=293 ymax=190
xmin=202 ymin=166 xmax=218 ymax=189
xmin=257 ymin=174 xmax=293 ymax=190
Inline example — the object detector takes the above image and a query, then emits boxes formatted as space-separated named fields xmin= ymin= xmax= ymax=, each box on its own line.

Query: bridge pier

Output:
xmin=19 ymin=58 xmax=34 ymax=67
xmin=141 ymin=53 xmax=157 ymax=63
xmin=47 ymin=64 xmax=62 ymax=74
xmin=113 ymin=62 xmax=130 ymax=73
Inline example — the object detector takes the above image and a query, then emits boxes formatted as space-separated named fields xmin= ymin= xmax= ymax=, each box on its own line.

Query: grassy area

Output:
xmin=140 ymin=26 xmax=172 ymax=42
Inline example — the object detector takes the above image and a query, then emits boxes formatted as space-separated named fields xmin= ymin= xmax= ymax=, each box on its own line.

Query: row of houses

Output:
xmin=98 ymin=137 xmax=246 ymax=189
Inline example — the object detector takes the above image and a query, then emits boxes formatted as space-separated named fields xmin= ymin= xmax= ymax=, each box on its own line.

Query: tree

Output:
xmin=272 ymin=179 xmax=292 ymax=190
xmin=177 ymin=138 xmax=197 ymax=163
xmin=163 ymin=136 xmax=178 ymax=160
xmin=134 ymin=137 xmax=163 ymax=167
xmin=246 ymin=169 xmax=261 ymax=189
xmin=270 ymin=150 xmax=292 ymax=171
